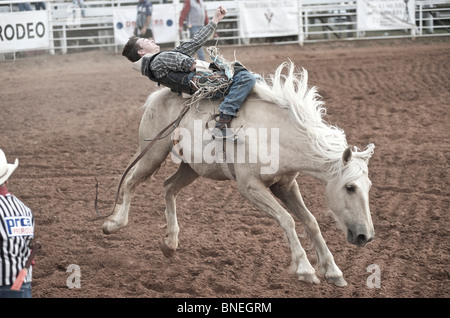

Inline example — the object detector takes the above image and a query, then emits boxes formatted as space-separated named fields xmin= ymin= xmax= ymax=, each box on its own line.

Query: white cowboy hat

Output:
xmin=0 ymin=149 xmax=19 ymax=185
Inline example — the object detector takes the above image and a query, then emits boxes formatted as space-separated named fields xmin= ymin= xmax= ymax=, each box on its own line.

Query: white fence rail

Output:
xmin=1 ymin=0 xmax=449 ymax=58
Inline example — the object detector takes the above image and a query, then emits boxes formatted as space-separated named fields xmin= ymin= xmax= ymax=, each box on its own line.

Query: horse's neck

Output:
xmin=282 ymin=142 xmax=334 ymax=184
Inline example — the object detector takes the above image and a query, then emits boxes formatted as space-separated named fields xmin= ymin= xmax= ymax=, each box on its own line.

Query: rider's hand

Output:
xmin=212 ymin=6 xmax=227 ymax=25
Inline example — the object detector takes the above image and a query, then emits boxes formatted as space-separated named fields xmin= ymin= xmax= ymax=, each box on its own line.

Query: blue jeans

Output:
xmin=216 ymin=70 xmax=256 ymax=117
xmin=189 ymin=26 xmax=206 ymax=61
xmin=187 ymin=69 xmax=256 ymax=116
xmin=0 ymin=283 xmax=32 ymax=298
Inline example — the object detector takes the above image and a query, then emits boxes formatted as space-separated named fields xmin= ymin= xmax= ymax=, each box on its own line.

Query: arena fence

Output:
xmin=0 ymin=0 xmax=449 ymax=59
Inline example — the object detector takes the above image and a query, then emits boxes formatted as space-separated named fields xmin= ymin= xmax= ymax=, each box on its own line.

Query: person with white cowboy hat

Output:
xmin=0 ymin=149 xmax=19 ymax=186
xmin=0 ymin=149 xmax=36 ymax=298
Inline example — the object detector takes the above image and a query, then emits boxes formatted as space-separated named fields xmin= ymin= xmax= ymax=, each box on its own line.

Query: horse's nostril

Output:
xmin=356 ymin=234 xmax=367 ymax=246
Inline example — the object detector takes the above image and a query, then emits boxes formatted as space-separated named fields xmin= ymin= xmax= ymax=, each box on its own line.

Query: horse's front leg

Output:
xmin=270 ymin=178 xmax=347 ymax=287
xmin=237 ymin=177 xmax=320 ymax=284
xmin=161 ymin=162 xmax=199 ymax=257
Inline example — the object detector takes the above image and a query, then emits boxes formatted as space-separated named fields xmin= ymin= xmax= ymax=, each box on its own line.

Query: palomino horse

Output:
xmin=101 ymin=62 xmax=375 ymax=287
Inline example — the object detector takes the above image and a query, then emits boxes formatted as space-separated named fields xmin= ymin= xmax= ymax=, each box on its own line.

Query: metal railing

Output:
xmin=302 ymin=0 xmax=450 ymax=42
xmin=1 ymin=0 xmax=449 ymax=59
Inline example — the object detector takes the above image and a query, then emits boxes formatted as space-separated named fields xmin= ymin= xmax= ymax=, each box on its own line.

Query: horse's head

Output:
xmin=325 ymin=145 xmax=375 ymax=247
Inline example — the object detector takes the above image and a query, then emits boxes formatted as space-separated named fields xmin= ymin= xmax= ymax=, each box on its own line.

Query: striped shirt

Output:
xmin=0 ymin=189 xmax=34 ymax=287
xmin=149 ymin=21 xmax=217 ymax=79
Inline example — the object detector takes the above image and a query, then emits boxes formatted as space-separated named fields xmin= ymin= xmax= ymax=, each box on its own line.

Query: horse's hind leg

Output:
xmin=161 ymin=162 xmax=199 ymax=257
xmin=102 ymin=147 xmax=169 ymax=234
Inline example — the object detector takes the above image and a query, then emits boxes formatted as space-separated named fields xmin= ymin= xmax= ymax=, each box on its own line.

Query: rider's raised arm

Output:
xmin=175 ymin=6 xmax=227 ymax=57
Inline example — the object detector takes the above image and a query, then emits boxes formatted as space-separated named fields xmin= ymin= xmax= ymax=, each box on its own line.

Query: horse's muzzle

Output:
xmin=347 ymin=228 xmax=374 ymax=247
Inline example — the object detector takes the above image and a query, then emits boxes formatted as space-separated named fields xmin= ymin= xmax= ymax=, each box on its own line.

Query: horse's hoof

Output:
xmin=160 ymin=242 xmax=176 ymax=258
xmin=102 ymin=220 xmax=121 ymax=235
xmin=298 ymin=273 xmax=321 ymax=284
xmin=102 ymin=222 xmax=113 ymax=234
xmin=326 ymin=276 xmax=348 ymax=287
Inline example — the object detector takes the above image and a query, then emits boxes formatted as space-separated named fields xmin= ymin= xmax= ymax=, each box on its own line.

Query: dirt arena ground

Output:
xmin=1 ymin=37 xmax=448 ymax=300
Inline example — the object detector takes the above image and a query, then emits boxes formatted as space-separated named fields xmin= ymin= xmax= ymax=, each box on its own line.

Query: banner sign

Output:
xmin=357 ymin=0 xmax=415 ymax=30
xmin=114 ymin=4 xmax=177 ymax=46
xmin=0 ymin=11 xmax=50 ymax=53
xmin=238 ymin=0 xmax=299 ymax=38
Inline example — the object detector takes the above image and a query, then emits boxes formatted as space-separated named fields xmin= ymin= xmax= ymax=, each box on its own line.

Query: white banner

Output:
xmin=0 ymin=11 xmax=50 ymax=53
xmin=357 ymin=0 xmax=415 ymax=30
xmin=113 ymin=8 xmax=136 ymax=45
xmin=238 ymin=0 xmax=299 ymax=38
xmin=114 ymin=4 xmax=177 ymax=46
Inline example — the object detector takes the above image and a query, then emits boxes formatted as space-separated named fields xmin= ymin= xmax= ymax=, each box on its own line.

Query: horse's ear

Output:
xmin=342 ymin=146 xmax=353 ymax=165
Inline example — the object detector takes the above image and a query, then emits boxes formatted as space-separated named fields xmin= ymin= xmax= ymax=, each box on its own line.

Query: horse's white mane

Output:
xmin=253 ymin=61 xmax=374 ymax=178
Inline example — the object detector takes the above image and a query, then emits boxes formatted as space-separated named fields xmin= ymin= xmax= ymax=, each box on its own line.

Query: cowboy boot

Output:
xmin=213 ymin=112 xmax=233 ymax=138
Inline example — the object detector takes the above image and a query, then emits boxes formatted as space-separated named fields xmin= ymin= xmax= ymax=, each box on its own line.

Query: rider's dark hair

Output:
xmin=122 ymin=36 xmax=141 ymax=62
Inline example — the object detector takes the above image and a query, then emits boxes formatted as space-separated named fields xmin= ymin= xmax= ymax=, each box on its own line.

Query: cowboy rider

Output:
xmin=121 ymin=6 xmax=256 ymax=138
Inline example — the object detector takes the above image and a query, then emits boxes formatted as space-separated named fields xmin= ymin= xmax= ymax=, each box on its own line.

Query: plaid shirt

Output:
xmin=149 ymin=21 xmax=217 ymax=79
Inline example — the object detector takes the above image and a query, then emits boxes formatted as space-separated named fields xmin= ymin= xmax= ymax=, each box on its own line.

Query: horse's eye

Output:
xmin=346 ymin=185 xmax=355 ymax=193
